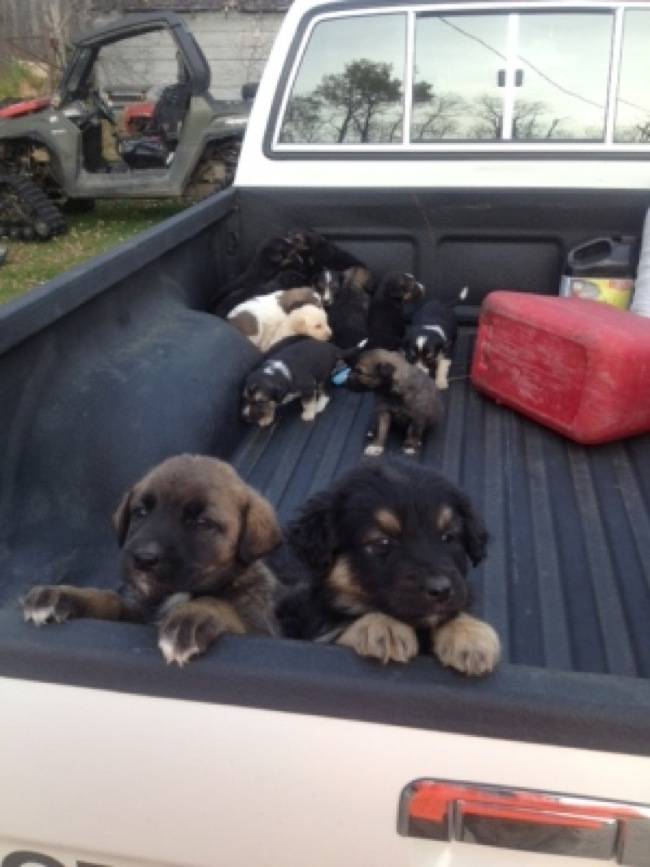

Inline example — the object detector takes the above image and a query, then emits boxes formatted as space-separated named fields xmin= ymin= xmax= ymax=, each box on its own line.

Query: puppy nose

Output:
xmin=424 ymin=575 xmax=452 ymax=601
xmin=132 ymin=547 xmax=161 ymax=571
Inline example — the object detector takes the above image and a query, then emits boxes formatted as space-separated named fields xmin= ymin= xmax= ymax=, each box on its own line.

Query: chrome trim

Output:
xmin=398 ymin=779 xmax=650 ymax=865
xmin=605 ymin=6 xmax=625 ymax=143
xmin=403 ymin=10 xmax=416 ymax=145
xmin=501 ymin=13 xmax=519 ymax=141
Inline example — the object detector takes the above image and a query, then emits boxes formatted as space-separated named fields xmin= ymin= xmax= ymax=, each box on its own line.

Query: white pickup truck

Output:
xmin=2 ymin=1 xmax=650 ymax=865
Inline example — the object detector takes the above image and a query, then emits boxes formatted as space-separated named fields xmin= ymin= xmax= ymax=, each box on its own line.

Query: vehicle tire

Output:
xmin=63 ymin=198 xmax=96 ymax=213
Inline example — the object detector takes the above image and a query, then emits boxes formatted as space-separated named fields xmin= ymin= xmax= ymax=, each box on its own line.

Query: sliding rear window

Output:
xmin=274 ymin=4 xmax=650 ymax=153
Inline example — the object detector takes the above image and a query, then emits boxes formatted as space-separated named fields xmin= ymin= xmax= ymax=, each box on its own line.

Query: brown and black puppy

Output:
xmin=212 ymin=236 xmax=304 ymax=315
xmin=278 ymin=459 xmax=500 ymax=676
xmin=347 ymin=348 xmax=443 ymax=456
xmin=22 ymin=455 xmax=282 ymax=666
xmin=286 ymin=228 xmax=365 ymax=276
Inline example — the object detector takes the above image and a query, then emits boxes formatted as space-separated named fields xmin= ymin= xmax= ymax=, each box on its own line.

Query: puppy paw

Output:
xmin=315 ymin=393 xmax=330 ymax=413
xmin=157 ymin=600 xmax=245 ymax=667
xmin=337 ymin=612 xmax=418 ymax=664
xmin=22 ymin=585 xmax=85 ymax=625
xmin=402 ymin=444 xmax=420 ymax=456
xmin=432 ymin=613 xmax=501 ymax=676
xmin=364 ymin=444 xmax=384 ymax=457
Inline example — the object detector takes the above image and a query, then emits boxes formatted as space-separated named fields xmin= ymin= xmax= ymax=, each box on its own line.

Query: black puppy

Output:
xmin=278 ymin=459 xmax=500 ymax=676
xmin=316 ymin=265 xmax=375 ymax=349
xmin=287 ymin=228 xmax=365 ymax=277
xmin=348 ymin=348 xmax=443 ymax=456
xmin=403 ymin=288 xmax=467 ymax=390
xmin=366 ymin=271 xmax=424 ymax=350
xmin=242 ymin=336 xmax=342 ymax=427
xmin=212 ymin=236 xmax=304 ymax=315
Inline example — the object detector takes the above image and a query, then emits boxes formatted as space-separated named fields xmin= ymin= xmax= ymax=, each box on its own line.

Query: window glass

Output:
xmin=412 ymin=14 xmax=509 ymax=142
xmin=279 ymin=14 xmax=406 ymax=144
xmin=615 ymin=10 xmax=650 ymax=142
xmin=95 ymin=30 xmax=185 ymax=103
xmin=513 ymin=13 xmax=612 ymax=141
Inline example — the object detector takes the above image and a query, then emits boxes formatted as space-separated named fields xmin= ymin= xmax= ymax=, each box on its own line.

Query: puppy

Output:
xmin=279 ymin=459 xmax=500 ymax=676
xmin=228 ymin=287 xmax=331 ymax=352
xmin=317 ymin=266 xmax=374 ymax=350
xmin=22 ymin=455 xmax=282 ymax=666
xmin=366 ymin=271 xmax=425 ymax=351
xmin=348 ymin=348 xmax=442 ymax=456
xmin=212 ymin=235 xmax=304 ymax=315
xmin=242 ymin=337 xmax=342 ymax=426
xmin=286 ymin=228 xmax=365 ymax=277
xmin=403 ymin=288 xmax=467 ymax=389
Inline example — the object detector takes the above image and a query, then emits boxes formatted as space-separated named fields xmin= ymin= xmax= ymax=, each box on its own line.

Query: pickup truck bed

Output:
xmin=2 ymin=189 xmax=650 ymax=763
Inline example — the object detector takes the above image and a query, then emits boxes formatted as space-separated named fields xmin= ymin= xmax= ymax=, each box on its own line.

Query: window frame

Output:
xmin=270 ymin=1 xmax=650 ymax=155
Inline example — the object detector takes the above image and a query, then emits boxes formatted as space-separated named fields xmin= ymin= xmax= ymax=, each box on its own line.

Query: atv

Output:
xmin=0 ymin=11 xmax=251 ymax=240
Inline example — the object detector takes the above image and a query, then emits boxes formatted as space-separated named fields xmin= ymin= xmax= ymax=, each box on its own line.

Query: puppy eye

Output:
xmin=184 ymin=514 xmax=221 ymax=531
xmin=131 ymin=504 xmax=149 ymax=520
xmin=364 ymin=537 xmax=392 ymax=555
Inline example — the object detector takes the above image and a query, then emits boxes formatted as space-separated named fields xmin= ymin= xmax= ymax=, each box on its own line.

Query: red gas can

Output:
xmin=471 ymin=292 xmax=650 ymax=444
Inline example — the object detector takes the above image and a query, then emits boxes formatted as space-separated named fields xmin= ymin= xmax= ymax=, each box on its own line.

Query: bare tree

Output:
xmin=315 ymin=59 xmax=402 ymax=143
xmin=1 ymin=0 xmax=91 ymax=90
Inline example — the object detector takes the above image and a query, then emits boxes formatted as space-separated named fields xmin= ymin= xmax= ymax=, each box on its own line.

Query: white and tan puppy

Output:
xmin=228 ymin=287 xmax=331 ymax=352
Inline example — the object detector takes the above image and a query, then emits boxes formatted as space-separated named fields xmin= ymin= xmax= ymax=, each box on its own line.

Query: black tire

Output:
xmin=0 ymin=173 xmax=67 ymax=241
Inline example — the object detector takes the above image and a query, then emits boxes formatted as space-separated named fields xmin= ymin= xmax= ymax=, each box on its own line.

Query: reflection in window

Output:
xmin=615 ymin=11 xmax=650 ymax=143
xmin=412 ymin=15 xmax=508 ymax=142
xmin=514 ymin=14 xmax=611 ymax=141
xmin=279 ymin=14 xmax=406 ymax=144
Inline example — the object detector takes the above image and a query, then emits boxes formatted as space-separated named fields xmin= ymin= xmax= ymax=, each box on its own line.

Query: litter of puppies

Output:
xmin=22 ymin=228 xmax=501 ymax=677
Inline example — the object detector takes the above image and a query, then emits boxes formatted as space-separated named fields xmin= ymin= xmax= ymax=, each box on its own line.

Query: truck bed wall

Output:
xmin=2 ymin=184 xmax=650 ymax=757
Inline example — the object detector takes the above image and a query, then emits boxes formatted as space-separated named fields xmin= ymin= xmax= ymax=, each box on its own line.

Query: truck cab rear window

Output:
xmin=413 ymin=11 xmax=612 ymax=143
xmin=275 ymin=5 xmax=650 ymax=153
xmin=278 ymin=13 xmax=406 ymax=144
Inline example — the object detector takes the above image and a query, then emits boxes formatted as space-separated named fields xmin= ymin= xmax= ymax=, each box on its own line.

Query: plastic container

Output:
xmin=471 ymin=292 xmax=650 ymax=444
xmin=559 ymin=236 xmax=636 ymax=309
xmin=632 ymin=208 xmax=650 ymax=317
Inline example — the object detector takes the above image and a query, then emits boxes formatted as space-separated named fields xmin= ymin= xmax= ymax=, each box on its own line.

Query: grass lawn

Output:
xmin=0 ymin=199 xmax=188 ymax=307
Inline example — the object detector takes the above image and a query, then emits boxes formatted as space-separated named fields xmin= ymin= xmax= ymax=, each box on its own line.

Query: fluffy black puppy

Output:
xmin=212 ymin=236 xmax=304 ymax=315
xmin=403 ymin=288 xmax=467 ymax=390
xmin=366 ymin=271 xmax=424 ymax=350
xmin=241 ymin=336 xmax=342 ymax=427
xmin=278 ymin=459 xmax=500 ymax=676
xmin=287 ymin=228 xmax=365 ymax=277
xmin=316 ymin=265 xmax=375 ymax=349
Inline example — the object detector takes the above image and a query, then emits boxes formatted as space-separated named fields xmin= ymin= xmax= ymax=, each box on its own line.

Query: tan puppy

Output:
xmin=22 ymin=455 xmax=282 ymax=666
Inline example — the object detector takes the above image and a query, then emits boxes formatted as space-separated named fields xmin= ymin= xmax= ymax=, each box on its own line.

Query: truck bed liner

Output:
xmin=231 ymin=329 xmax=650 ymax=679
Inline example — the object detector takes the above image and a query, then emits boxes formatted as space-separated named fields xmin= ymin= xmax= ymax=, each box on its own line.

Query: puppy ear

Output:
xmin=112 ymin=489 xmax=133 ymax=547
xmin=457 ymin=494 xmax=489 ymax=566
xmin=287 ymin=490 xmax=337 ymax=575
xmin=238 ymin=488 xmax=282 ymax=564
xmin=377 ymin=362 xmax=395 ymax=382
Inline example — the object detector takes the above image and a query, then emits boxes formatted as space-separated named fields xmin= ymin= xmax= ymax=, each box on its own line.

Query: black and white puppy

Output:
xmin=242 ymin=336 xmax=342 ymax=427
xmin=367 ymin=271 xmax=425 ymax=351
xmin=347 ymin=348 xmax=442 ymax=456
xmin=278 ymin=458 xmax=500 ymax=676
xmin=316 ymin=265 xmax=375 ymax=349
xmin=212 ymin=236 xmax=304 ymax=316
xmin=403 ymin=288 xmax=468 ymax=390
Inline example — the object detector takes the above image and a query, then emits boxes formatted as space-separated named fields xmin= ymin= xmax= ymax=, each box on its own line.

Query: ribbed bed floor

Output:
xmin=229 ymin=330 xmax=650 ymax=679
